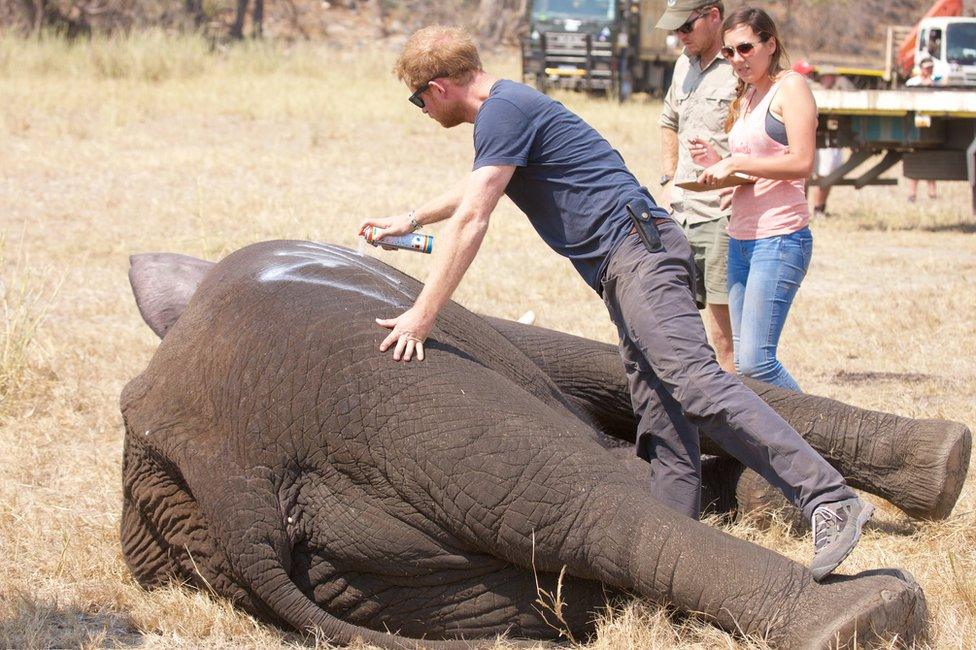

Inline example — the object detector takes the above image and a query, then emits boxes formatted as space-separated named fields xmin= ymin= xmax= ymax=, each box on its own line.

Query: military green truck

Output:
xmin=520 ymin=0 xmax=681 ymax=99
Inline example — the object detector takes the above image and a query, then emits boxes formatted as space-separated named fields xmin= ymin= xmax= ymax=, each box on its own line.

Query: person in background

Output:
xmin=365 ymin=23 xmax=871 ymax=582
xmin=656 ymin=0 xmax=738 ymax=373
xmin=904 ymin=56 xmax=939 ymax=203
xmin=906 ymin=55 xmax=941 ymax=87
xmin=692 ymin=7 xmax=814 ymax=395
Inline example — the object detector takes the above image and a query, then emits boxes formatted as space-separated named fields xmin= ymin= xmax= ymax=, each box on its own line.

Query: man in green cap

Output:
xmin=655 ymin=1 xmax=737 ymax=373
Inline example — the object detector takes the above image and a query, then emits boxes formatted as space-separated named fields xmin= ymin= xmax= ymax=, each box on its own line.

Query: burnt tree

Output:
xmin=231 ymin=0 xmax=264 ymax=38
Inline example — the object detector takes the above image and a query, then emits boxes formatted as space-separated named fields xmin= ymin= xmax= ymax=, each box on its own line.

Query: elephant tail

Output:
xmin=128 ymin=252 xmax=215 ymax=338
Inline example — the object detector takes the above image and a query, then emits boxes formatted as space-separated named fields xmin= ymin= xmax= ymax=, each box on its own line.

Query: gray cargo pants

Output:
xmin=600 ymin=219 xmax=855 ymax=520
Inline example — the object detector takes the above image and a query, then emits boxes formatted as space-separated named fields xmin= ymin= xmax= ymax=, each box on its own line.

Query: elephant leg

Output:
xmin=734 ymin=465 xmax=808 ymax=532
xmin=456 ymin=459 xmax=927 ymax=649
xmin=377 ymin=371 xmax=928 ymax=648
xmin=741 ymin=378 xmax=971 ymax=520
xmin=700 ymin=455 xmax=742 ymax=516
xmin=485 ymin=316 xmax=971 ymax=520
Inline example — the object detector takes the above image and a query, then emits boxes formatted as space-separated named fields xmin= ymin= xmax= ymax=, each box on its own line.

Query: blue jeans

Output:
xmin=727 ymin=227 xmax=813 ymax=391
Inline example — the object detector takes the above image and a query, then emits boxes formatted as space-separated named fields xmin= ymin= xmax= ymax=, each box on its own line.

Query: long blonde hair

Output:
xmin=722 ymin=8 xmax=789 ymax=132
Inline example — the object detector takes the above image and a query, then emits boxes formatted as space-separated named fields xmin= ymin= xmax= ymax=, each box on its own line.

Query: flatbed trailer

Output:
xmin=812 ymin=88 xmax=976 ymax=213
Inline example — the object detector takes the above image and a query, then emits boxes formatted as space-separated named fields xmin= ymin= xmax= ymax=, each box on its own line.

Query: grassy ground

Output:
xmin=0 ymin=34 xmax=974 ymax=649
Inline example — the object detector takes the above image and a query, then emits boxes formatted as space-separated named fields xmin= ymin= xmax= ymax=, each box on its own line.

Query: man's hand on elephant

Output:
xmin=376 ymin=307 xmax=433 ymax=362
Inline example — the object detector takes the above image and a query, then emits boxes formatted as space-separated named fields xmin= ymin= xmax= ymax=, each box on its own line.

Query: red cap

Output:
xmin=792 ymin=59 xmax=814 ymax=77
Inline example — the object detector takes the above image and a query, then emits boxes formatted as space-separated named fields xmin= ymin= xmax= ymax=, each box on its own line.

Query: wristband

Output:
xmin=408 ymin=211 xmax=421 ymax=232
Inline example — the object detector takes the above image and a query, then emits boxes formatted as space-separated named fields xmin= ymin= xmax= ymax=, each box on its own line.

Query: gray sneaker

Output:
xmin=809 ymin=497 xmax=874 ymax=582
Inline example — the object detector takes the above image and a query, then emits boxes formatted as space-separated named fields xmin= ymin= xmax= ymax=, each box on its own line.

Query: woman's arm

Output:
xmin=733 ymin=74 xmax=817 ymax=179
xmin=697 ymin=75 xmax=817 ymax=185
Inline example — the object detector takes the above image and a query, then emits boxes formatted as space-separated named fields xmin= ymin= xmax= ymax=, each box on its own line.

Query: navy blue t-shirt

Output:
xmin=473 ymin=79 xmax=666 ymax=290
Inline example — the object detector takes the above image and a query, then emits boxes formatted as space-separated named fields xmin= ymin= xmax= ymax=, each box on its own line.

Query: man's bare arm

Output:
xmin=358 ymin=176 xmax=468 ymax=238
xmin=661 ymin=127 xmax=679 ymax=178
xmin=411 ymin=176 xmax=468 ymax=227
xmin=659 ymin=127 xmax=679 ymax=212
xmin=375 ymin=164 xmax=515 ymax=361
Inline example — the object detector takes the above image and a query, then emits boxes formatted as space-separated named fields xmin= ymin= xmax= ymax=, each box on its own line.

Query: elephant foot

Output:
xmin=895 ymin=419 xmax=971 ymax=520
xmin=789 ymin=569 xmax=927 ymax=649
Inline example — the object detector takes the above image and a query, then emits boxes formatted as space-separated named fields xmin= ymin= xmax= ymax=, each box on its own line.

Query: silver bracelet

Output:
xmin=408 ymin=211 xmax=421 ymax=232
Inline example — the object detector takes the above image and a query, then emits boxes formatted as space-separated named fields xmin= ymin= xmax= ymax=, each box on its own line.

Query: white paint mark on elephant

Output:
xmin=293 ymin=242 xmax=412 ymax=288
xmin=258 ymin=242 xmax=416 ymax=308
xmin=260 ymin=264 xmax=400 ymax=307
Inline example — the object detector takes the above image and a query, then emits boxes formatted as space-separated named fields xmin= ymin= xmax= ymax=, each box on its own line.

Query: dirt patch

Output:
xmin=834 ymin=370 xmax=938 ymax=384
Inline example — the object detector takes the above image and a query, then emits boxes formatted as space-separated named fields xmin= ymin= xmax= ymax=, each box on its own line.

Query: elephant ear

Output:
xmin=128 ymin=253 xmax=215 ymax=339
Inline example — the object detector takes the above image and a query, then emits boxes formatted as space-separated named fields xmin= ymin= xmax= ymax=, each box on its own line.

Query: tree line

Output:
xmin=0 ymin=0 xmax=527 ymax=42
xmin=0 ymin=0 xmax=946 ymax=60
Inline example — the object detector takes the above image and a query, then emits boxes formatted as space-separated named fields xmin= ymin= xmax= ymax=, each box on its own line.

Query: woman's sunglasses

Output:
xmin=720 ymin=40 xmax=762 ymax=60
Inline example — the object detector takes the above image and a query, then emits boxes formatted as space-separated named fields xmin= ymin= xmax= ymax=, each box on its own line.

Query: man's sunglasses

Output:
xmin=720 ymin=40 xmax=763 ymax=60
xmin=675 ymin=11 xmax=706 ymax=35
xmin=408 ymin=82 xmax=431 ymax=109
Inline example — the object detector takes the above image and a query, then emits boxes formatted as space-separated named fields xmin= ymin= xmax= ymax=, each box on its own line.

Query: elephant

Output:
xmin=120 ymin=240 xmax=942 ymax=649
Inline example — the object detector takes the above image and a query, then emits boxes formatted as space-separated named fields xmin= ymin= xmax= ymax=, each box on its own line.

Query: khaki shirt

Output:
xmin=659 ymin=52 xmax=738 ymax=225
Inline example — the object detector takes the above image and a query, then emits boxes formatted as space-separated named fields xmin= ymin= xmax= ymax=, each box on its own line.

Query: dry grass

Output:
xmin=0 ymin=34 xmax=973 ymax=649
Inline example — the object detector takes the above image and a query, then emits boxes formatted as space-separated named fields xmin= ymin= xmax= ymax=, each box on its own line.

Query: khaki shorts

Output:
xmin=681 ymin=216 xmax=729 ymax=307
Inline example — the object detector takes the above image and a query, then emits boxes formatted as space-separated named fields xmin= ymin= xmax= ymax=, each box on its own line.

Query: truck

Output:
xmin=520 ymin=0 xmax=681 ymax=100
xmin=810 ymin=0 xmax=976 ymax=88
xmin=897 ymin=15 xmax=976 ymax=86
xmin=807 ymin=0 xmax=976 ymax=213
xmin=811 ymin=89 xmax=976 ymax=214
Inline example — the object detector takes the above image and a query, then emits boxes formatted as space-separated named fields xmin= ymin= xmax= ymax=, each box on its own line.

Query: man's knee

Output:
xmin=668 ymin=364 xmax=741 ymax=419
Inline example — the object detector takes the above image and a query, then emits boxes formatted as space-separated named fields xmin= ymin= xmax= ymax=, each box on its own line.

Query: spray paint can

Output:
xmin=362 ymin=226 xmax=434 ymax=254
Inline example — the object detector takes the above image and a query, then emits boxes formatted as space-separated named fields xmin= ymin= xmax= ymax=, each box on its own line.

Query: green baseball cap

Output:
xmin=655 ymin=0 xmax=713 ymax=31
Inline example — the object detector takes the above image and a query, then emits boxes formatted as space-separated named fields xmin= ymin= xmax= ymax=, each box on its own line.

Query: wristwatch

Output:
xmin=659 ymin=174 xmax=673 ymax=187
xmin=408 ymin=211 xmax=421 ymax=232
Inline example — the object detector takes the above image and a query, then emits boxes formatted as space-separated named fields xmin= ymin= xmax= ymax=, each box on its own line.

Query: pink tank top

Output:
xmin=727 ymin=74 xmax=809 ymax=240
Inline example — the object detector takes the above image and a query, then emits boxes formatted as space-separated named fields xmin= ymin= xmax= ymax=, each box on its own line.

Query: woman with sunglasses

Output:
xmin=690 ymin=7 xmax=816 ymax=393
xmin=689 ymin=8 xmax=874 ymax=580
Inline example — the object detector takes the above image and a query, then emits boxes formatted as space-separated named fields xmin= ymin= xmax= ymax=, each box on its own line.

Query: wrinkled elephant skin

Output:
xmin=121 ymin=241 xmax=929 ymax=649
